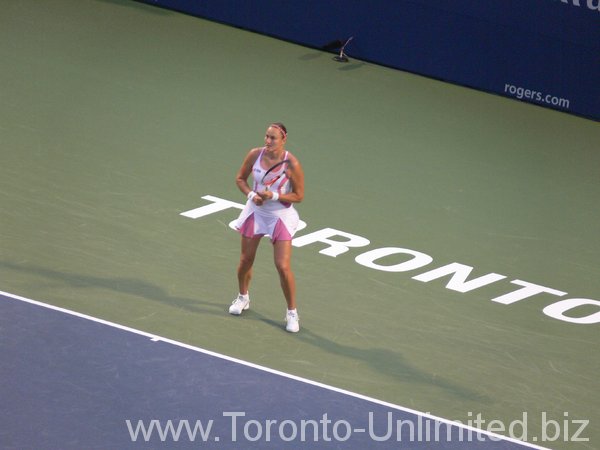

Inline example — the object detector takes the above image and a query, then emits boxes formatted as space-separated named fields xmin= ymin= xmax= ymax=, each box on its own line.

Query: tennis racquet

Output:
xmin=261 ymin=159 xmax=291 ymax=191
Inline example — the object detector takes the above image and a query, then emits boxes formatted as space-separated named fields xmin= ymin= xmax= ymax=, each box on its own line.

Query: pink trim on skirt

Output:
xmin=238 ymin=213 xmax=263 ymax=239
xmin=271 ymin=218 xmax=292 ymax=242
xmin=237 ymin=213 xmax=292 ymax=243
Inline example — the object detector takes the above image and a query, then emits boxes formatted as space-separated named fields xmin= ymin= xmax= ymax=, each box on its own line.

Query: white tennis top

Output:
xmin=251 ymin=148 xmax=292 ymax=212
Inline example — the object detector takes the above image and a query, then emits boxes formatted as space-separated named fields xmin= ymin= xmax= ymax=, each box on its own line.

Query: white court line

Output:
xmin=0 ymin=289 xmax=547 ymax=449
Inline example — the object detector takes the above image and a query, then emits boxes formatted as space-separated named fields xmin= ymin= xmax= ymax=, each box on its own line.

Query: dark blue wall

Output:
xmin=139 ymin=0 xmax=599 ymax=121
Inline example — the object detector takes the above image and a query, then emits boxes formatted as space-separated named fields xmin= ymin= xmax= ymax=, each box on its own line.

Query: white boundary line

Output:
xmin=0 ymin=290 xmax=548 ymax=449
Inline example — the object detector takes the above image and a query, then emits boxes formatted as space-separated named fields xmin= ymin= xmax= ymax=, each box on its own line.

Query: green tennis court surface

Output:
xmin=1 ymin=1 xmax=599 ymax=448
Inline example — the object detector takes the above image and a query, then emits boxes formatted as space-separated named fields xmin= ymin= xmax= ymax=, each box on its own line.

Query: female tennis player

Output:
xmin=229 ymin=123 xmax=305 ymax=333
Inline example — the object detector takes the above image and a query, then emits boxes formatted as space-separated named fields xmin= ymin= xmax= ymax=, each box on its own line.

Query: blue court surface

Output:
xmin=1 ymin=291 xmax=546 ymax=449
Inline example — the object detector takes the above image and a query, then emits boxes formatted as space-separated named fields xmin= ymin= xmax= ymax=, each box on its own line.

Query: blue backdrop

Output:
xmin=139 ymin=0 xmax=599 ymax=121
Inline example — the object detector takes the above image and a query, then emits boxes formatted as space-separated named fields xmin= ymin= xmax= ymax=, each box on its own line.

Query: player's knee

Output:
xmin=275 ymin=260 xmax=291 ymax=276
xmin=239 ymin=253 xmax=255 ymax=268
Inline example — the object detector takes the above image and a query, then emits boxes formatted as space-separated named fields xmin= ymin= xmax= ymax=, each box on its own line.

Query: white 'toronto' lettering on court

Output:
xmin=181 ymin=196 xmax=600 ymax=324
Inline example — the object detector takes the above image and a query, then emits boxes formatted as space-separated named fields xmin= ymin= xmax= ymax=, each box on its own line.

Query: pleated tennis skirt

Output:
xmin=235 ymin=201 xmax=299 ymax=243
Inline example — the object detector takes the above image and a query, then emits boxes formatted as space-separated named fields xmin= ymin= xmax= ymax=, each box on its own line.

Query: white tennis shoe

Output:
xmin=229 ymin=294 xmax=250 ymax=315
xmin=285 ymin=310 xmax=300 ymax=333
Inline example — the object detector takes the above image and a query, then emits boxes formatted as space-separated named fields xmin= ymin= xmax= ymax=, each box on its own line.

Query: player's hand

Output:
xmin=257 ymin=191 xmax=271 ymax=201
xmin=253 ymin=194 xmax=265 ymax=205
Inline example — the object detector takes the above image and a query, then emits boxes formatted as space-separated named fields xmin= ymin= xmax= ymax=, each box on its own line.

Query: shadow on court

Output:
xmin=243 ymin=309 xmax=490 ymax=404
xmin=0 ymin=261 xmax=224 ymax=316
xmin=3 ymin=260 xmax=489 ymax=404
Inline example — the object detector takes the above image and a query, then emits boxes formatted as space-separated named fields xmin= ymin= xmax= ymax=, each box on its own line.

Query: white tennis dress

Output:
xmin=235 ymin=148 xmax=299 ymax=242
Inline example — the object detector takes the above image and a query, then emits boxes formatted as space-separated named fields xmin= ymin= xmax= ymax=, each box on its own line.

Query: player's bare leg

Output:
xmin=274 ymin=240 xmax=299 ymax=332
xmin=229 ymin=236 xmax=261 ymax=315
